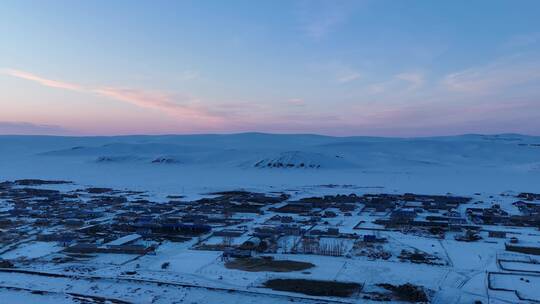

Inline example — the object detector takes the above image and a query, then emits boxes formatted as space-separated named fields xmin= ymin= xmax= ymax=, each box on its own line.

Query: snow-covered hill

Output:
xmin=0 ymin=133 xmax=539 ymax=194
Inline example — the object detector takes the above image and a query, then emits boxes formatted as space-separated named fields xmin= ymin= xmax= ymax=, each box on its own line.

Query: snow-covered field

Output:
xmin=0 ymin=133 xmax=539 ymax=195
xmin=0 ymin=133 xmax=539 ymax=303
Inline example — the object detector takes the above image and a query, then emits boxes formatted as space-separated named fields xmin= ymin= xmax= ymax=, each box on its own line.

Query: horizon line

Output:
xmin=0 ymin=131 xmax=536 ymax=139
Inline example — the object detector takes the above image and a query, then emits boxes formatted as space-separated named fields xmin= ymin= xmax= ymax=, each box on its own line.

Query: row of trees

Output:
xmin=280 ymin=236 xmax=348 ymax=256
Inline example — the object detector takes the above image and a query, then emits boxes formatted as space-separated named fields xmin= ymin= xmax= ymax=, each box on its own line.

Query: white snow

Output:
xmin=1 ymin=242 xmax=62 ymax=260
xmin=0 ymin=133 xmax=539 ymax=303
xmin=0 ymin=133 xmax=538 ymax=195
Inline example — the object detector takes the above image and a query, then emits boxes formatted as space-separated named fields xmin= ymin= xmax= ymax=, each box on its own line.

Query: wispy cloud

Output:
xmin=334 ymin=64 xmax=362 ymax=83
xmin=337 ymin=71 xmax=361 ymax=83
xmin=3 ymin=69 xmax=223 ymax=124
xmin=310 ymin=62 xmax=362 ymax=83
xmin=3 ymin=57 xmax=539 ymax=136
xmin=93 ymin=88 xmax=218 ymax=122
xmin=2 ymin=69 xmax=84 ymax=91
xmin=395 ymin=72 xmax=425 ymax=90
xmin=366 ymin=71 xmax=425 ymax=95
xmin=442 ymin=55 xmax=540 ymax=94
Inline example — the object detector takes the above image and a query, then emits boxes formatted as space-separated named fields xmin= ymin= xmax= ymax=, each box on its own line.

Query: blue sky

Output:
xmin=1 ymin=0 xmax=540 ymax=136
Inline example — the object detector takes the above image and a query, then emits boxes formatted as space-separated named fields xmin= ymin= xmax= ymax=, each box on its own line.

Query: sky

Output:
xmin=1 ymin=0 xmax=540 ymax=137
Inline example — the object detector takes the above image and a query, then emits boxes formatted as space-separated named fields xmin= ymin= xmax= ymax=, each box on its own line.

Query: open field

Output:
xmin=225 ymin=257 xmax=314 ymax=272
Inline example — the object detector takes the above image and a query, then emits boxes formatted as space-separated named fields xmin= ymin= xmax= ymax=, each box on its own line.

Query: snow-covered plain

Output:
xmin=1 ymin=133 xmax=540 ymax=303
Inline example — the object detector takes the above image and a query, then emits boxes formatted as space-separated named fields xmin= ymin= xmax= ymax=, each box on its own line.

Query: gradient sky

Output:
xmin=1 ymin=0 xmax=540 ymax=136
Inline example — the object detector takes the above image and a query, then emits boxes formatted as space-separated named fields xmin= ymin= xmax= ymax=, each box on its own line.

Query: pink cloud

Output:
xmin=3 ymin=69 xmax=224 ymax=126
xmin=3 ymin=69 xmax=84 ymax=91
xmin=3 ymin=67 xmax=539 ymax=137
xmin=93 ymin=87 xmax=221 ymax=124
